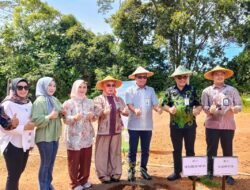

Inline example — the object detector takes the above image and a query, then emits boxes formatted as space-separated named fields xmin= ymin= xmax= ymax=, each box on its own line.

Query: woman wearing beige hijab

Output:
xmin=63 ymin=80 xmax=95 ymax=190
xmin=94 ymin=76 xmax=128 ymax=183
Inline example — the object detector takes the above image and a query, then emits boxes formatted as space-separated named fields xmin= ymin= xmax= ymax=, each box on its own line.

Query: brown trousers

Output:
xmin=67 ymin=146 xmax=92 ymax=189
xmin=95 ymin=134 xmax=122 ymax=181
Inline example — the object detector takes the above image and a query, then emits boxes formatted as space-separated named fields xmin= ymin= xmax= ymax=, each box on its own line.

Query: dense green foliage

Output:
xmin=0 ymin=0 xmax=249 ymax=102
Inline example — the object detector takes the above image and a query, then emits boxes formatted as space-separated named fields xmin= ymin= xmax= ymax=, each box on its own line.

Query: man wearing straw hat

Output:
xmin=162 ymin=65 xmax=202 ymax=181
xmin=125 ymin=66 xmax=162 ymax=182
xmin=201 ymin=65 xmax=242 ymax=185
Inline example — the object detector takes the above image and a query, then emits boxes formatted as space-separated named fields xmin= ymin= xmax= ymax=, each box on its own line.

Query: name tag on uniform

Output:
xmin=145 ymin=98 xmax=150 ymax=106
xmin=184 ymin=97 xmax=189 ymax=106
xmin=223 ymin=98 xmax=229 ymax=106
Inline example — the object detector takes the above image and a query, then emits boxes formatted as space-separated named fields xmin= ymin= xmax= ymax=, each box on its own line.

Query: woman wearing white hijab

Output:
xmin=63 ymin=79 xmax=95 ymax=190
xmin=31 ymin=77 xmax=63 ymax=190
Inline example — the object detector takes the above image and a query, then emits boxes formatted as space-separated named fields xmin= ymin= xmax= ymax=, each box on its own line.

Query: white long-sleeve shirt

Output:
xmin=0 ymin=101 xmax=35 ymax=153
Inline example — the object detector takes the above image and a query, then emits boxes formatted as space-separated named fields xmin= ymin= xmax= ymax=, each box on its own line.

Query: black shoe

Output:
xmin=188 ymin=176 xmax=199 ymax=181
xmin=140 ymin=167 xmax=152 ymax=180
xmin=226 ymin=176 xmax=235 ymax=185
xmin=102 ymin=180 xmax=111 ymax=184
xmin=111 ymin=178 xmax=120 ymax=183
xmin=167 ymin=173 xmax=181 ymax=181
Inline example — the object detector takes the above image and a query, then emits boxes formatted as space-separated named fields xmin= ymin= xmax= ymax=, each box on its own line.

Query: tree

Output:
xmin=0 ymin=0 xmax=63 ymax=99
xmin=227 ymin=51 xmax=250 ymax=93
xmin=100 ymin=0 xmax=246 ymax=72
xmin=97 ymin=0 xmax=117 ymax=14
xmin=226 ymin=0 xmax=250 ymax=93
xmin=230 ymin=0 xmax=250 ymax=48
xmin=0 ymin=0 xmax=140 ymax=100
xmin=0 ymin=0 xmax=19 ymax=23
xmin=0 ymin=0 xmax=95 ymax=99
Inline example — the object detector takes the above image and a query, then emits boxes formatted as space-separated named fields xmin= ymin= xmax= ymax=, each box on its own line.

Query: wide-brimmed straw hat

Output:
xmin=96 ymin=76 xmax=122 ymax=90
xmin=128 ymin=66 xmax=154 ymax=79
xmin=204 ymin=65 xmax=234 ymax=80
xmin=170 ymin=65 xmax=193 ymax=78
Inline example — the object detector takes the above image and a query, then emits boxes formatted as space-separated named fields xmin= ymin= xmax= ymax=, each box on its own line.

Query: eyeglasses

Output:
xmin=16 ymin=85 xmax=29 ymax=91
xmin=106 ymin=84 xmax=116 ymax=88
xmin=136 ymin=76 xmax=147 ymax=79
xmin=176 ymin=75 xmax=188 ymax=80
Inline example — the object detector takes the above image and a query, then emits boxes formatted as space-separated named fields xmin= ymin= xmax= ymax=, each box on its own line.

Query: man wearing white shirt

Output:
xmin=125 ymin=66 xmax=162 ymax=182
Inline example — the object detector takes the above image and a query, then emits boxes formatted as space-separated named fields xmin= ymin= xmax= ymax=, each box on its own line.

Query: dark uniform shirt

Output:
xmin=162 ymin=84 xmax=201 ymax=129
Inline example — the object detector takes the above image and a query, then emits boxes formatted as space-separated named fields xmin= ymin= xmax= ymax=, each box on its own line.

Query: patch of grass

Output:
xmin=243 ymin=106 xmax=250 ymax=112
xmin=199 ymin=176 xmax=221 ymax=188
xmin=242 ymin=95 xmax=250 ymax=113
xmin=122 ymin=130 xmax=129 ymax=153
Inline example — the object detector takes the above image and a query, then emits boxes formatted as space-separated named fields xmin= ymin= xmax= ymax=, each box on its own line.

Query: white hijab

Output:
xmin=70 ymin=79 xmax=87 ymax=100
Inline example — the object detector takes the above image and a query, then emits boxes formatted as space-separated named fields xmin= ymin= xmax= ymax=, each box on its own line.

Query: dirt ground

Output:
xmin=0 ymin=112 xmax=250 ymax=190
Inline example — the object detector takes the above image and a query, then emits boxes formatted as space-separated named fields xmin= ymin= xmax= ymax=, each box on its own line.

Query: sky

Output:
xmin=43 ymin=0 xmax=243 ymax=60
xmin=43 ymin=0 xmax=119 ymax=34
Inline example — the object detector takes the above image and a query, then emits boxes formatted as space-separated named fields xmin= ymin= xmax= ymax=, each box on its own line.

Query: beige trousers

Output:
xmin=95 ymin=134 xmax=122 ymax=181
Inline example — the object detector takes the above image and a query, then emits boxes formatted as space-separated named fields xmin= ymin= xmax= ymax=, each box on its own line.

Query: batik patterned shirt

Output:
xmin=201 ymin=84 xmax=242 ymax=130
xmin=162 ymin=85 xmax=201 ymax=129
xmin=63 ymin=98 xmax=95 ymax=150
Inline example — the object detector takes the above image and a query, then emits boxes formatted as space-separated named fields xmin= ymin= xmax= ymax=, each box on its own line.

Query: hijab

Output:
xmin=3 ymin=78 xmax=30 ymax=105
xmin=35 ymin=77 xmax=55 ymax=113
xmin=70 ymin=79 xmax=87 ymax=100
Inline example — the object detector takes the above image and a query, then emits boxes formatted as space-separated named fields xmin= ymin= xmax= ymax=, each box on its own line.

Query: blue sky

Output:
xmin=224 ymin=44 xmax=243 ymax=60
xmin=43 ymin=0 xmax=243 ymax=59
xmin=43 ymin=0 xmax=119 ymax=34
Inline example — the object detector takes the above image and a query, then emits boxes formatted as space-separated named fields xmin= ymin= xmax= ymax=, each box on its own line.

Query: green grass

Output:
xmin=243 ymin=106 xmax=250 ymax=112
xmin=242 ymin=95 xmax=250 ymax=113
xmin=199 ymin=176 xmax=221 ymax=188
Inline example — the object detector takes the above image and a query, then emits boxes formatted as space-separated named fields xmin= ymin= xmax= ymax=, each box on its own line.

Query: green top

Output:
xmin=162 ymin=85 xmax=201 ymax=129
xmin=31 ymin=96 xmax=63 ymax=143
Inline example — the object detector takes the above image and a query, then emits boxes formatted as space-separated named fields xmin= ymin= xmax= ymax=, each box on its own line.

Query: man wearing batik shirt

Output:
xmin=162 ymin=65 xmax=202 ymax=181
xmin=201 ymin=65 xmax=242 ymax=185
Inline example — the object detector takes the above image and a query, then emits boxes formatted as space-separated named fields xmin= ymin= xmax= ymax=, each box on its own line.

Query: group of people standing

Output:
xmin=162 ymin=65 xmax=241 ymax=185
xmin=0 ymin=64 xmax=241 ymax=190
xmin=0 ymin=77 xmax=64 ymax=190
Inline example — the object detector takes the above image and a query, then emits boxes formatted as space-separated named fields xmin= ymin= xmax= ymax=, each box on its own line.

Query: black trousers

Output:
xmin=3 ymin=143 xmax=29 ymax=190
xmin=170 ymin=127 xmax=196 ymax=174
xmin=206 ymin=128 xmax=234 ymax=175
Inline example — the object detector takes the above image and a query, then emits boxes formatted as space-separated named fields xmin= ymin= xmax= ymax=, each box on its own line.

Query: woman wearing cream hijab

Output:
xmin=63 ymin=79 xmax=95 ymax=190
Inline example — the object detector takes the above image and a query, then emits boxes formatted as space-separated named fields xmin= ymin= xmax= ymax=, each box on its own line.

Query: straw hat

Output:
xmin=170 ymin=65 xmax=193 ymax=77
xmin=96 ymin=76 xmax=122 ymax=90
xmin=204 ymin=65 xmax=234 ymax=80
xmin=128 ymin=66 xmax=154 ymax=79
